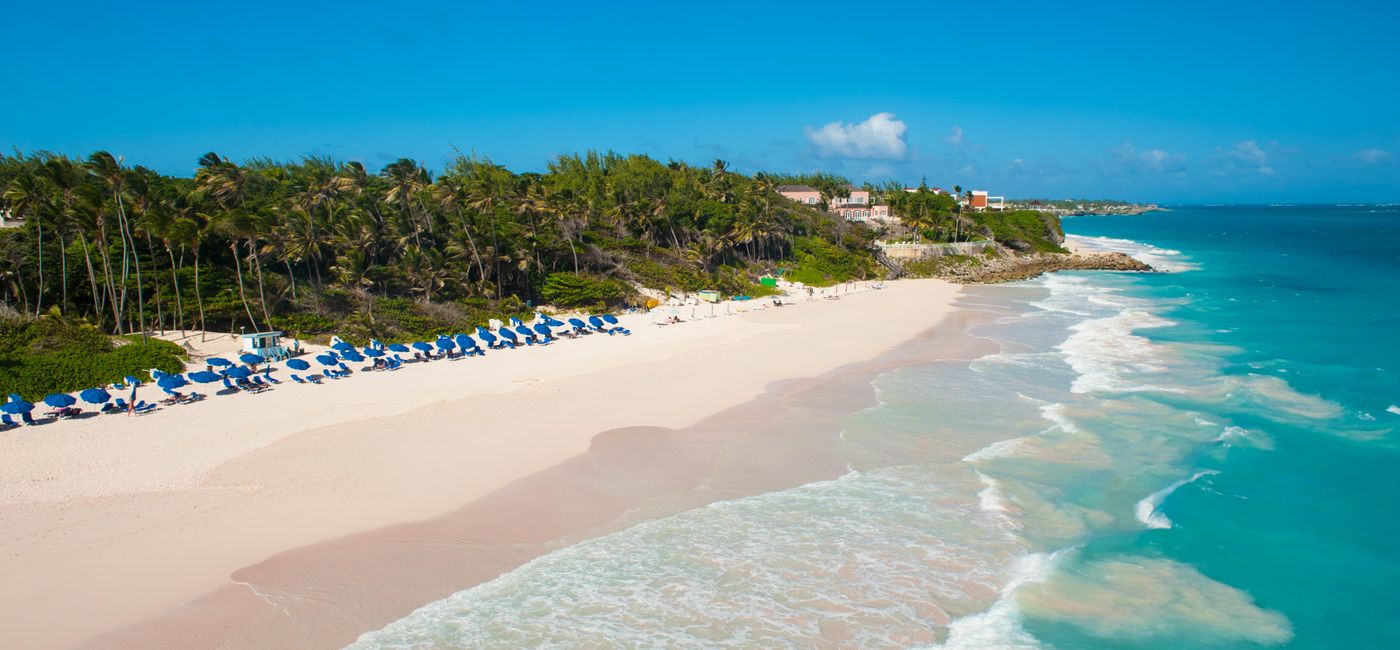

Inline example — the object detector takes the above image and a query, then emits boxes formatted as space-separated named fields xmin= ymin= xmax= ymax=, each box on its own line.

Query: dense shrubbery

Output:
xmin=0 ymin=316 xmax=186 ymax=398
xmin=786 ymin=236 xmax=876 ymax=286
xmin=539 ymin=273 xmax=630 ymax=307
xmin=971 ymin=210 xmax=1066 ymax=253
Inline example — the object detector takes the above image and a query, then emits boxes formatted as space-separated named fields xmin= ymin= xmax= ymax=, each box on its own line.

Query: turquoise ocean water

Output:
xmin=351 ymin=205 xmax=1398 ymax=648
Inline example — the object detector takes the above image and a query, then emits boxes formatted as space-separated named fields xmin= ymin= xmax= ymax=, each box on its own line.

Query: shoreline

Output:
xmin=1 ymin=279 xmax=964 ymax=649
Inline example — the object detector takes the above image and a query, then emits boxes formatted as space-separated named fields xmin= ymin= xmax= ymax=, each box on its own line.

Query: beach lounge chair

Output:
xmin=111 ymin=398 xmax=129 ymax=412
xmin=602 ymin=314 xmax=631 ymax=335
xmin=22 ymin=412 xmax=37 ymax=425
xmin=0 ymin=414 xmax=15 ymax=430
xmin=291 ymin=374 xmax=307 ymax=384
xmin=338 ymin=363 xmax=353 ymax=375
xmin=100 ymin=403 xmax=118 ymax=414
xmin=308 ymin=375 xmax=324 ymax=385
xmin=132 ymin=402 xmax=158 ymax=415
xmin=264 ymin=374 xmax=281 ymax=384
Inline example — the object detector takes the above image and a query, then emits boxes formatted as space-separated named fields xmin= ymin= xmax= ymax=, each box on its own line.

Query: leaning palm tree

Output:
xmin=87 ymin=151 xmax=147 ymax=333
xmin=4 ymin=168 xmax=50 ymax=316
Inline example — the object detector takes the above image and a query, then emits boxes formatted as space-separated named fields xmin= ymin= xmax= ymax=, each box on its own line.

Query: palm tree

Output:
xmin=88 ymin=151 xmax=147 ymax=333
xmin=4 ymin=168 xmax=49 ymax=316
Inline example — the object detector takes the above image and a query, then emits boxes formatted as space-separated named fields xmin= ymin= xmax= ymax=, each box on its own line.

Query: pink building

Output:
xmin=831 ymin=184 xmax=870 ymax=207
xmin=838 ymin=204 xmax=895 ymax=224
xmin=777 ymin=185 xmax=822 ymax=205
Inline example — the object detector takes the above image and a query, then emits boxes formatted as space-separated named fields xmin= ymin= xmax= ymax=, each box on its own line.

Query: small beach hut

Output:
xmin=697 ymin=290 xmax=721 ymax=303
xmin=241 ymin=331 xmax=290 ymax=361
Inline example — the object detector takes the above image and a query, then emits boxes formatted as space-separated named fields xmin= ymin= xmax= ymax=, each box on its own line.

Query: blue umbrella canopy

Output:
xmin=498 ymin=328 xmax=518 ymax=341
xmin=239 ymin=353 xmax=266 ymax=365
xmin=2 ymin=398 xmax=35 ymax=414
xmin=388 ymin=343 xmax=411 ymax=353
xmin=476 ymin=327 xmax=497 ymax=343
xmin=44 ymin=393 xmax=77 ymax=408
xmin=188 ymin=371 xmax=222 ymax=384
xmin=206 ymin=358 xmax=232 ymax=367
xmin=532 ymin=323 xmax=552 ymax=337
xmin=436 ymin=337 xmax=456 ymax=350
xmin=331 ymin=340 xmax=356 ymax=352
xmin=602 ymin=314 xmax=620 ymax=325
xmin=411 ymin=341 xmax=433 ymax=352
xmin=543 ymin=316 xmax=565 ymax=326
xmin=515 ymin=325 xmax=534 ymax=338
xmin=568 ymin=318 xmax=586 ymax=328
xmin=315 ymin=354 xmax=339 ymax=366
xmin=222 ymin=366 xmax=252 ymax=379
xmin=362 ymin=348 xmax=385 ymax=358
xmin=588 ymin=315 xmax=604 ymax=328
xmin=454 ymin=334 xmax=477 ymax=350
xmin=125 ymin=375 xmax=142 ymax=386
xmin=79 ymin=387 xmax=111 ymax=404
xmin=157 ymin=375 xmax=188 ymax=389
xmin=340 ymin=351 xmax=365 ymax=363
xmin=286 ymin=358 xmax=311 ymax=370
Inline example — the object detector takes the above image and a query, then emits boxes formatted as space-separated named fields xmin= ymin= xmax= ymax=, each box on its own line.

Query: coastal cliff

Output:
xmin=902 ymin=250 xmax=1153 ymax=284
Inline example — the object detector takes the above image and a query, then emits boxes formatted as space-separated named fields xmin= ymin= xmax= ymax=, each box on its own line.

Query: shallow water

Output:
xmin=351 ymin=205 xmax=1399 ymax=648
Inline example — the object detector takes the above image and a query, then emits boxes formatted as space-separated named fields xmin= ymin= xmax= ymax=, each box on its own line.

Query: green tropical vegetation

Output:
xmin=0 ymin=149 xmax=1073 ymax=396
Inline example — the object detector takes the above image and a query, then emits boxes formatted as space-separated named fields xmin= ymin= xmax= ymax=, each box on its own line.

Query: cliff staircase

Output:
xmin=873 ymin=248 xmax=905 ymax=279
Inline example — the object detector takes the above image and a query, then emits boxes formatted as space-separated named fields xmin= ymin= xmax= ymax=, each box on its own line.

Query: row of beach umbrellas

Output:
xmin=4 ymin=314 xmax=629 ymax=416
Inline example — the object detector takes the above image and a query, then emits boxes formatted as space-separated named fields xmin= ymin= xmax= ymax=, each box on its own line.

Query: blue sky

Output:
xmin=3 ymin=1 xmax=1397 ymax=202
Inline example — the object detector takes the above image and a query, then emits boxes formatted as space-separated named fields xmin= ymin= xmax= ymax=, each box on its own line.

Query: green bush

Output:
xmin=0 ymin=317 xmax=187 ymax=399
xmin=539 ymin=273 xmax=629 ymax=307
xmin=786 ymin=236 xmax=874 ymax=286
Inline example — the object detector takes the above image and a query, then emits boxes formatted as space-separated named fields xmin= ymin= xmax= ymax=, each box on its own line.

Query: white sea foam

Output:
xmin=1065 ymin=234 xmax=1199 ymax=272
xmin=1038 ymin=402 xmax=1079 ymax=434
xmin=1135 ymin=471 xmax=1219 ymax=529
xmin=963 ymin=437 xmax=1028 ymax=462
xmin=975 ymin=472 xmax=1008 ymax=513
xmin=1057 ymin=308 xmax=1177 ymax=394
xmin=350 ymin=466 xmax=1020 ymax=648
xmin=926 ymin=551 xmax=1065 ymax=650
xmin=1388 ymin=404 xmax=1400 ymax=416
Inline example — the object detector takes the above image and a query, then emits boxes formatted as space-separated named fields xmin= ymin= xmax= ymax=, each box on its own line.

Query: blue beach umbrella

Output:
xmin=362 ymin=348 xmax=385 ymax=358
xmin=568 ymin=318 xmax=586 ymax=330
xmin=331 ymin=340 xmax=356 ymax=353
xmin=587 ymin=315 xmax=605 ymax=329
xmin=340 ymin=351 xmax=365 ymax=363
xmin=602 ymin=314 xmax=620 ymax=325
xmin=239 ymin=353 xmax=265 ymax=365
xmin=532 ymin=323 xmax=552 ymax=337
xmin=497 ymin=328 xmax=518 ymax=343
xmin=79 ymin=387 xmax=111 ymax=404
xmin=411 ymin=341 xmax=433 ymax=352
xmin=2 ymin=398 xmax=35 ymax=414
xmin=206 ymin=358 xmax=232 ymax=367
xmin=542 ymin=316 xmax=565 ymax=326
xmin=436 ymin=337 xmax=455 ymax=351
xmin=388 ymin=343 xmax=410 ymax=353
xmin=286 ymin=358 xmax=311 ymax=371
xmin=454 ymin=334 xmax=476 ymax=350
xmin=223 ymin=366 xmax=252 ymax=379
xmin=125 ymin=375 xmax=143 ymax=386
xmin=44 ymin=393 xmax=77 ymax=408
xmin=514 ymin=325 xmax=534 ymax=339
xmin=188 ymin=371 xmax=221 ymax=384
xmin=157 ymin=375 xmax=188 ymax=390
xmin=315 ymin=354 xmax=339 ymax=366
xmin=475 ymin=326 xmax=497 ymax=344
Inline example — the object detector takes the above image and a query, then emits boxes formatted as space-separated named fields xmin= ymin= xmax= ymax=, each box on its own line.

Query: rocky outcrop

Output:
xmin=937 ymin=252 xmax=1153 ymax=284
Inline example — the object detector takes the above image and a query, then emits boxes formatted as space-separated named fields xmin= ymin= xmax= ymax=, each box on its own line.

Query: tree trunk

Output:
xmin=194 ymin=248 xmax=207 ymax=342
xmin=34 ymin=209 xmax=44 ymax=317
xmin=249 ymin=238 xmax=273 ymax=329
xmin=77 ymin=231 xmax=103 ymax=326
xmin=59 ymin=230 xmax=69 ymax=314
xmin=284 ymin=259 xmax=298 ymax=301
xmin=167 ymin=244 xmax=185 ymax=335
xmin=96 ymin=221 xmax=123 ymax=334
xmin=230 ymin=242 xmax=258 ymax=331
xmin=145 ymin=236 xmax=163 ymax=334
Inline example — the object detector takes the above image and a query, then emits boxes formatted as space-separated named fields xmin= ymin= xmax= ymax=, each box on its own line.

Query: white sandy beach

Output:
xmin=0 ymin=279 xmax=961 ymax=649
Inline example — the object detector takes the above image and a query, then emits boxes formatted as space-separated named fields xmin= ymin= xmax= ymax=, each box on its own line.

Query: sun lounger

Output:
xmin=132 ymin=402 xmax=158 ymax=415
xmin=111 ymin=398 xmax=129 ymax=412
xmin=22 ymin=412 xmax=38 ymax=425
xmin=291 ymin=374 xmax=307 ymax=384
xmin=308 ymin=375 xmax=324 ymax=384
xmin=1 ymin=414 xmax=16 ymax=429
xmin=264 ymin=375 xmax=281 ymax=384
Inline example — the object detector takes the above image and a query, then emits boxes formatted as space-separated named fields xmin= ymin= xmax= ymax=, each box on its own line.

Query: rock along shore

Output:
xmin=936 ymin=252 xmax=1154 ymax=284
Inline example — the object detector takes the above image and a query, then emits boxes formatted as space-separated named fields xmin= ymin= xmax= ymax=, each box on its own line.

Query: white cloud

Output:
xmin=943 ymin=125 xmax=965 ymax=146
xmin=1354 ymin=148 xmax=1392 ymax=165
xmin=805 ymin=112 xmax=908 ymax=160
xmin=1220 ymin=140 xmax=1275 ymax=175
xmin=1113 ymin=142 xmax=1187 ymax=174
